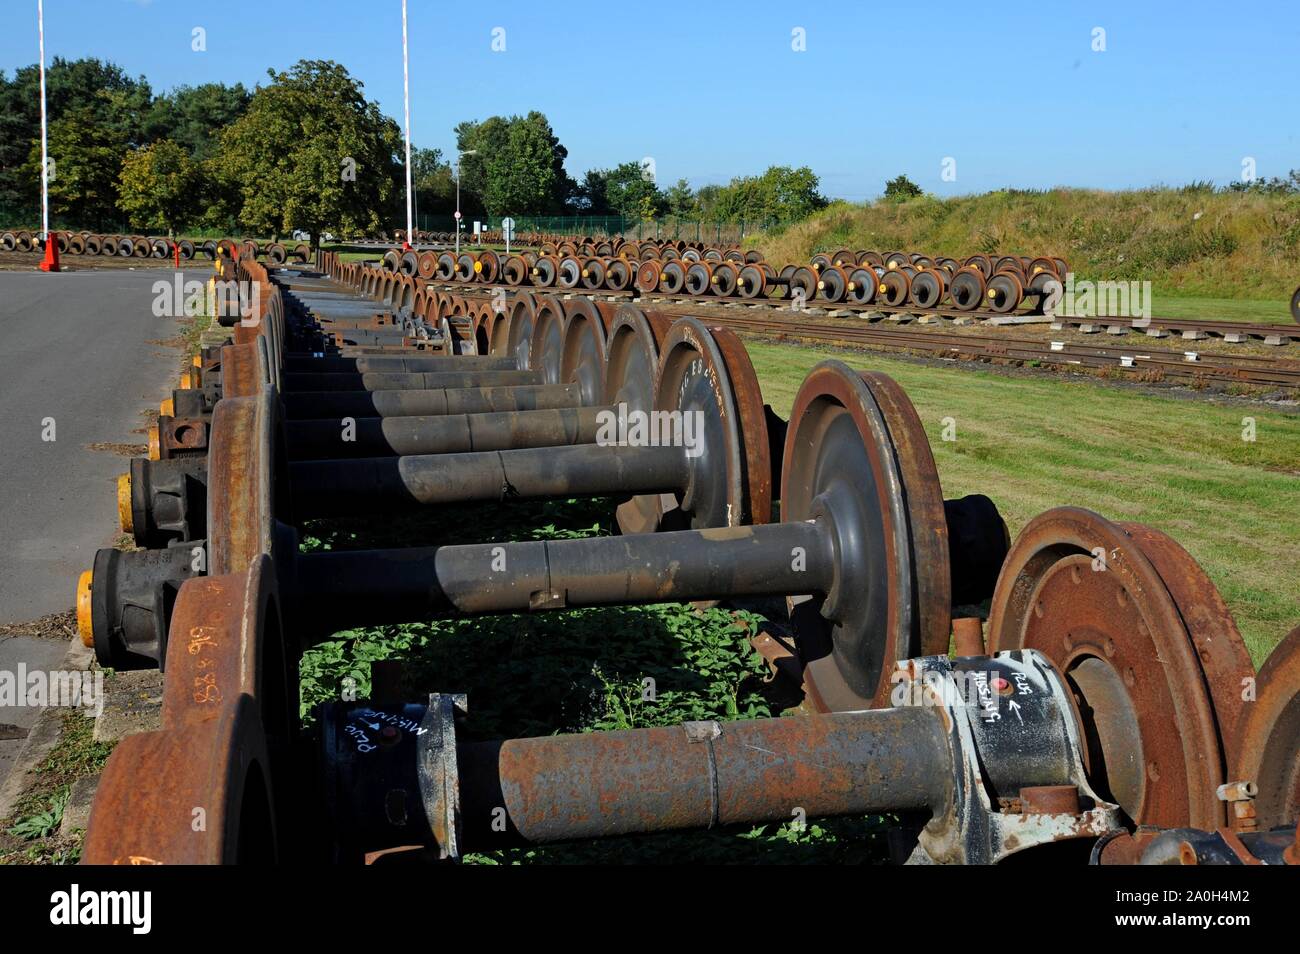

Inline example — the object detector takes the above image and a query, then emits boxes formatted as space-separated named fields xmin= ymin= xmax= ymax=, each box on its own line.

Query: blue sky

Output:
xmin=2 ymin=0 xmax=1297 ymax=200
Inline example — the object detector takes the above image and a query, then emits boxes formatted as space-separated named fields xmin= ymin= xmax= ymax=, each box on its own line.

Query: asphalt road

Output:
xmin=0 ymin=267 xmax=202 ymax=624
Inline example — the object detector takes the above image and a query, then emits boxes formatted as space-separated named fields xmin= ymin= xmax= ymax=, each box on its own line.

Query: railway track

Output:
xmin=68 ymin=248 xmax=1299 ymax=866
xmin=413 ymin=282 xmax=1300 ymax=391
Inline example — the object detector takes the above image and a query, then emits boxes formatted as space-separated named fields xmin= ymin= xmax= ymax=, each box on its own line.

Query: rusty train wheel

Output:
xmin=986 ymin=271 xmax=1023 ymax=313
xmin=685 ymin=261 xmax=713 ymax=296
xmin=736 ymin=264 xmax=765 ymax=299
xmin=82 ymin=556 xmax=292 ymax=864
xmin=986 ymin=508 xmax=1230 ymax=831
xmin=529 ymin=295 xmax=569 ymax=382
xmin=503 ymin=293 xmax=545 ymax=368
xmin=909 ymin=269 xmax=947 ymax=308
xmin=619 ymin=318 xmax=765 ymax=536
xmin=949 ymin=268 xmax=985 ymax=310
xmin=879 ymin=269 xmax=910 ymax=306
xmin=1232 ymin=626 xmax=1300 ymax=829
xmin=845 ymin=267 xmax=877 ymax=305
xmin=660 ymin=261 xmax=687 ymax=294
xmin=816 ymin=265 xmax=848 ymax=303
xmin=709 ymin=325 xmax=772 ymax=527
xmin=416 ymin=251 xmax=437 ymax=279
xmin=557 ymin=299 xmax=610 ymax=407
xmin=781 ymin=361 xmax=949 ymax=712
xmin=557 ymin=256 xmax=582 ymax=289
xmin=789 ymin=266 xmax=818 ymax=301
xmin=635 ymin=260 xmax=661 ymax=294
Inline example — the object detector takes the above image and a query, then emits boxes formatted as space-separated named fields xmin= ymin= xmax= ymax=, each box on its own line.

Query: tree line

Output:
xmin=0 ymin=57 xmax=828 ymax=243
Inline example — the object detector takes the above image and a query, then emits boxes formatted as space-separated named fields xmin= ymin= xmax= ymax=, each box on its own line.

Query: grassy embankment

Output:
xmin=751 ymin=188 xmax=1300 ymax=323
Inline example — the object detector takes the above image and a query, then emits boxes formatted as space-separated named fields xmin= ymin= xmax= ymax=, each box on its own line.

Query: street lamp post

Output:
xmin=455 ymin=149 xmax=477 ymax=254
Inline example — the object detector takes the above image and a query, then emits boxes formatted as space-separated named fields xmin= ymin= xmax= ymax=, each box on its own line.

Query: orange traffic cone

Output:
xmin=39 ymin=233 xmax=60 ymax=272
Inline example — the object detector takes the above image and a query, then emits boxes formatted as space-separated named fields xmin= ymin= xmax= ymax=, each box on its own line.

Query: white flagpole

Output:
xmin=401 ymin=0 xmax=413 ymax=243
xmin=38 ymin=0 xmax=50 ymax=241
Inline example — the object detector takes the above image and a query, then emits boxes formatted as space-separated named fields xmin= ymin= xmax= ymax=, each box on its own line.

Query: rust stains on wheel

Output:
xmin=82 ymin=557 xmax=291 ymax=864
xmin=879 ymin=269 xmax=910 ymax=306
xmin=949 ymin=267 xmax=986 ymax=310
xmin=986 ymin=271 xmax=1023 ymax=313
xmin=635 ymin=260 xmax=662 ymax=295
xmin=1232 ymin=626 xmax=1300 ymax=830
xmin=985 ymin=507 xmax=1231 ymax=831
xmin=816 ymin=265 xmax=848 ymax=303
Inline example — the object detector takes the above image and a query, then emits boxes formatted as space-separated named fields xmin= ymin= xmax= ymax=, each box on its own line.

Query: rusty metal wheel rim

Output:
xmin=580 ymin=257 xmax=606 ymax=290
xmin=556 ymin=299 xmax=609 ymax=406
xmin=83 ymin=557 xmax=289 ymax=864
xmin=910 ymin=270 xmax=945 ymax=309
xmin=661 ymin=261 xmax=686 ymax=294
xmin=790 ymin=266 xmax=818 ymax=301
xmin=207 ymin=389 xmax=282 ymax=574
xmin=529 ymin=295 xmax=569 ymax=382
xmin=416 ymin=251 xmax=437 ymax=279
xmin=880 ymin=269 xmax=910 ymax=306
xmin=859 ymin=371 xmax=951 ymax=657
xmin=1118 ymin=522 xmax=1254 ymax=780
xmin=844 ymin=268 xmax=873 ymax=304
xmin=635 ymin=260 xmax=661 ymax=294
xmin=531 ymin=255 xmax=557 ymax=287
xmin=781 ymin=361 xmax=931 ymax=711
xmin=436 ymin=252 xmax=456 ymax=280
xmin=557 ymin=257 xmax=582 ymax=289
xmin=605 ymin=259 xmax=631 ymax=290
xmin=685 ymin=262 xmax=713 ymax=295
xmin=712 ymin=262 xmax=739 ymax=296
xmin=986 ymin=507 xmax=1228 ymax=830
xmin=601 ymin=305 xmax=657 ymax=413
xmin=817 ymin=265 xmax=847 ymax=303
xmin=618 ymin=318 xmax=746 ymax=535
xmin=949 ymin=269 xmax=985 ymax=310
xmin=1233 ymin=626 xmax=1300 ymax=828
xmin=737 ymin=264 xmax=765 ymax=299
xmin=504 ymin=293 xmax=545 ymax=368
xmin=709 ymin=325 xmax=771 ymax=527
xmin=986 ymin=271 xmax=1023 ymax=313
xmin=491 ymin=292 xmax=526 ymax=356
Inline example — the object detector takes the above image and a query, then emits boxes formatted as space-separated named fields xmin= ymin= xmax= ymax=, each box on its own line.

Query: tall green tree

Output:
xmin=218 ymin=60 xmax=402 ymax=243
xmin=711 ymin=166 xmax=827 ymax=222
xmin=454 ymin=112 xmax=574 ymax=216
xmin=573 ymin=161 xmax=667 ymax=219
xmin=665 ymin=178 xmax=697 ymax=216
xmin=117 ymin=139 xmax=200 ymax=234
xmin=145 ymin=83 xmax=250 ymax=160
xmin=25 ymin=105 xmax=130 ymax=229
xmin=883 ymin=173 xmax=923 ymax=201
xmin=410 ymin=146 xmax=457 ymax=217
xmin=1 ymin=57 xmax=151 ymax=223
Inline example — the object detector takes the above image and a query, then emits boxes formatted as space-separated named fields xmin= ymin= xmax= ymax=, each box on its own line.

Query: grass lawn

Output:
xmin=743 ymin=340 xmax=1300 ymax=663
xmin=1125 ymin=295 xmax=1293 ymax=324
